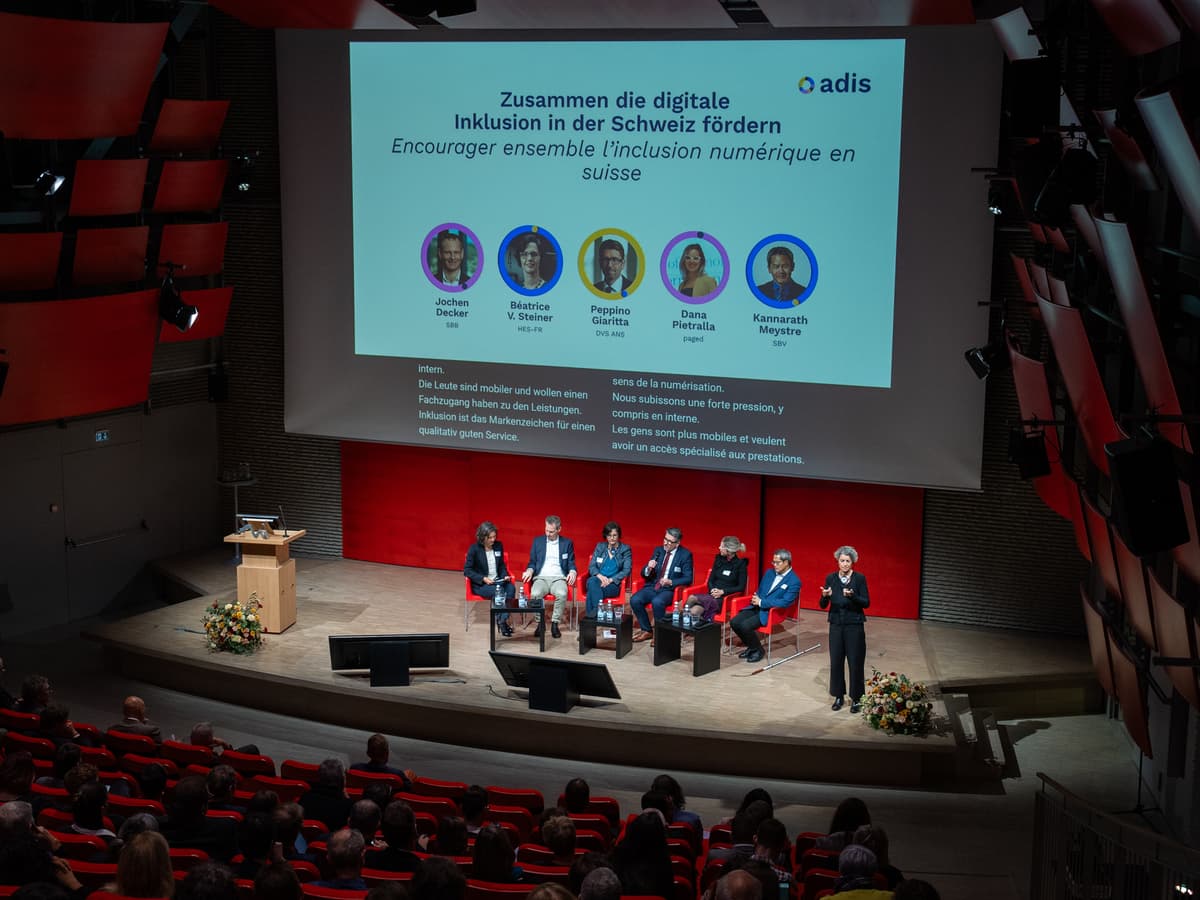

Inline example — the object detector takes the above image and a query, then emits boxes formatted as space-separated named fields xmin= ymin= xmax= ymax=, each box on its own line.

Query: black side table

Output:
xmin=489 ymin=598 xmax=546 ymax=653
xmin=653 ymin=617 xmax=721 ymax=676
xmin=578 ymin=612 xmax=633 ymax=659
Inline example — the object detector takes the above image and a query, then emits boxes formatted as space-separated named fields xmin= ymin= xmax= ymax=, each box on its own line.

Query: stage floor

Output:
xmin=84 ymin=549 xmax=1098 ymax=787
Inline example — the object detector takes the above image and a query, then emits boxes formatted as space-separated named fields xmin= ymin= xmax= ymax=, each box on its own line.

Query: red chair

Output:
xmin=104 ymin=729 xmax=158 ymax=758
xmin=520 ymin=863 xmax=570 ymax=886
xmin=99 ymin=770 xmax=142 ymax=797
xmin=414 ymin=812 xmax=438 ymax=836
xmin=394 ymin=791 xmax=458 ymax=819
xmin=220 ymin=749 xmax=276 ymax=778
xmin=79 ymin=745 xmax=117 ymax=769
xmin=249 ymin=775 xmax=310 ymax=803
xmin=74 ymin=722 xmax=104 ymax=745
xmin=108 ymin=794 xmax=166 ymax=817
xmin=708 ymin=822 xmax=733 ymax=847
xmin=726 ymin=590 xmax=800 ymax=662
xmin=207 ymin=809 xmax=244 ymax=824
xmin=300 ymin=886 xmax=367 ymax=900
xmin=169 ymin=848 xmax=210 ymax=871
xmin=287 ymin=861 xmax=321 ymax=883
xmin=234 ymin=881 xmax=256 ymax=900
xmin=565 ymin=813 xmax=611 ymax=846
xmin=161 ymin=740 xmax=216 ymax=769
xmin=801 ymin=867 xmax=840 ymax=900
xmin=792 ymin=832 xmax=824 ymax=863
xmin=281 ymin=760 xmax=321 ymax=784
xmin=31 ymin=781 xmax=69 ymax=802
xmin=465 ymin=880 xmax=534 ymax=899
xmin=799 ymin=848 xmax=840 ymax=877
xmin=52 ymin=833 xmax=109 ymax=860
xmin=38 ymin=808 xmax=76 ymax=830
xmin=484 ymin=805 xmax=534 ymax=842
xmin=516 ymin=844 xmax=554 ymax=865
xmin=0 ymin=708 xmax=41 ymax=733
xmin=556 ymin=793 xmax=620 ymax=828
xmin=345 ymin=769 xmax=406 ymax=792
xmin=486 ymin=786 xmax=544 ymax=817
xmin=669 ymin=855 xmax=694 ymax=882
xmin=411 ymin=776 xmax=466 ymax=803
xmin=120 ymin=754 xmax=180 ymax=779
xmin=4 ymin=730 xmax=57 ymax=758
xmin=575 ymin=829 xmax=608 ymax=852
xmin=666 ymin=836 xmax=695 ymax=861
xmin=700 ymin=859 xmax=727 ymax=895
xmin=301 ymin=820 xmax=328 ymax=842
xmin=672 ymin=875 xmax=693 ymax=900
xmin=684 ymin=558 xmax=753 ymax=652
xmin=66 ymin=860 xmax=118 ymax=892
xmin=361 ymin=869 xmax=414 ymax=887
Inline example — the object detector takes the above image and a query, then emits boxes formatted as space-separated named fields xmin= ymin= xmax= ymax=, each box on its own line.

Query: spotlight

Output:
xmin=33 ymin=169 xmax=64 ymax=197
xmin=159 ymin=275 xmax=199 ymax=333
xmin=987 ymin=184 xmax=1004 ymax=216
xmin=964 ymin=342 xmax=1010 ymax=380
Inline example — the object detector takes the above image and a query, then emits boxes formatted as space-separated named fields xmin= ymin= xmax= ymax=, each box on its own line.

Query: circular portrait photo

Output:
xmin=499 ymin=226 xmax=563 ymax=296
xmin=421 ymin=223 xmax=483 ymax=292
xmin=746 ymin=235 xmax=818 ymax=309
xmin=660 ymin=231 xmax=730 ymax=304
xmin=579 ymin=228 xmax=645 ymax=300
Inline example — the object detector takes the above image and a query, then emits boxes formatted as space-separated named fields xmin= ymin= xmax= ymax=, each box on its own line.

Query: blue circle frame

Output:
xmin=745 ymin=234 xmax=819 ymax=309
xmin=498 ymin=225 xmax=564 ymax=297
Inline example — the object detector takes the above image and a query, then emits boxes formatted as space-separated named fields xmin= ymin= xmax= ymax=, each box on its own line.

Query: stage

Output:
xmin=84 ymin=549 xmax=1101 ymax=787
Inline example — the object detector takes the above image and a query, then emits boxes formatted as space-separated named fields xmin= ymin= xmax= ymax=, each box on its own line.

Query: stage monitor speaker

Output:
xmin=1105 ymin=435 xmax=1189 ymax=555
xmin=1008 ymin=427 xmax=1051 ymax=479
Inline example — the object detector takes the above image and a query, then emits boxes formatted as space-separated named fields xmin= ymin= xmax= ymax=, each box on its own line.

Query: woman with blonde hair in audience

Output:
xmin=117 ymin=831 xmax=174 ymax=898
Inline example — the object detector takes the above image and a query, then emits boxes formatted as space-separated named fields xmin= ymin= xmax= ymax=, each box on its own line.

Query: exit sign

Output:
xmin=94 ymin=430 xmax=110 ymax=443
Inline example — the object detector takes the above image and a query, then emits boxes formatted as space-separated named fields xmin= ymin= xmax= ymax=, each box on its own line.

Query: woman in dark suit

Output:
xmin=820 ymin=545 xmax=870 ymax=713
xmin=464 ymin=521 xmax=515 ymax=636
xmin=584 ymin=520 xmax=632 ymax=618
xmin=687 ymin=535 xmax=748 ymax=623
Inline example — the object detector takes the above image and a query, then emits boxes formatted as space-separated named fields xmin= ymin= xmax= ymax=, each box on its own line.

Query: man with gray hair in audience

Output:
xmin=579 ymin=866 xmax=622 ymax=900
xmin=300 ymin=758 xmax=353 ymax=833
xmin=712 ymin=869 xmax=762 ymax=900
xmin=314 ymin=827 xmax=368 ymax=890
xmin=834 ymin=844 xmax=890 ymax=898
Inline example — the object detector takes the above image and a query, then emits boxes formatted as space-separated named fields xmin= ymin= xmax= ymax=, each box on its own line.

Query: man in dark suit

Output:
xmin=593 ymin=239 xmax=633 ymax=295
xmin=162 ymin=774 xmax=239 ymax=861
xmin=110 ymin=695 xmax=162 ymax=746
xmin=521 ymin=515 xmax=577 ymax=639
xmin=731 ymin=550 xmax=801 ymax=663
xmin=755 ymin=246 xmax=806 ymax=303
xmin=365 ymin=800 xmax=422 ymax=873
xmin=631 ymin=527 xmax=694 ymax=640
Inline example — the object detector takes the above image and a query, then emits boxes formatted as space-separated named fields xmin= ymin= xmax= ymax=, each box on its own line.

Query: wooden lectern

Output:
xmin=223 ymin=527 xmax=306 ymax=633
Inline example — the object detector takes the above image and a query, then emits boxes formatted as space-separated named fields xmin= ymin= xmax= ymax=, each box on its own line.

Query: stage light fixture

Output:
xmin=33 ymin=169 xmax=65 ymax=197
xmin=159 ymin=275 xmax=199 ymax=333
xmin=987 ymin=184 xmax=1004 ymax=216
xmin=964 ymin=342 xmax=1010 ymax=380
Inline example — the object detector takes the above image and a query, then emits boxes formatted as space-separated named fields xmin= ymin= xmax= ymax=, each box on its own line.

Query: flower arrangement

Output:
xmin=861 ymin=668 xmax=934 ymax=735
xmin=203 ymin=595 xmax=265 ymax=654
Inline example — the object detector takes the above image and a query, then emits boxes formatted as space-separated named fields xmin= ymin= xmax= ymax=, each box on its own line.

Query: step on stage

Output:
xmin=85 ymin=550 xmax=1100 ymax=787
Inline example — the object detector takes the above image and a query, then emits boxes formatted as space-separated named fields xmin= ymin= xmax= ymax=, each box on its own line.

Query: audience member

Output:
xmin=299 ymin=759 xmax=353 ymax=832
xmin=817 ymin=798 xmax=871 ymax=852
xmin=527 ymin=885 xmax=575 ymax=900
xmin=116 ymin=830 xmax=174 ymax=898
xmin=0 ymin=800 xmax=37 ymax=841
xmin=460 ymin=784 xmax=488 ymax=835
xmin=541 ymin=815 xmax=577 ymax=866
xmin=137 ymin=763 xmax=169 ymax=804
xmin=832 ymin=844 xmax=889 ymax=899
xmin=562 ymin=777 xmax=590 ymax=814
xmin=36 ymin=743 xmax=81 ymax=790
xmin=247 ymin=790 xmax=279 ymax=815
xmin=472 ymin=823 xmax=521 ymax=883
xmin=315 ymin=827 xmax=368 ymax=890
xmin=852 ymin=824 xmax=903 ymax=889
xmin=893 ymin=878 xmax=939 ymax=900
xmin=361 ymin=780 xmax=395 ymax=814
xmin=117 ymin=813 xmax=161 ymax=843
xmin=71 ymin=780 xmax=116 ymax=842
xmin=110 ymin=695 xmax=163 ymax=745
xmin=39 ymin=703 xmax=94 ymax=748
xmin=62 ymin=762 xmax=99 ymax=801
xmin=365 ymin=883 xmax=410 ymax=900
xmin=11 ymin=883 xmax=73 ymax=900
xmin=349 ymin=734 xmax=414 ymax=788
xmin=367 ymin=801 xmax=421 ymax=873
xmin=410 ymin=856 xmax=466 ymax=900
xmin=652 ymin=773 xmax=702 ymax=832
xmin=0 ymin=752 xmax=36 ymax=804
xmin=161 ymin=775 xmax=238 ymax=861
xmin=14 ymin=674 xmax=51 ymax=716
xmin=568 ymin=852 xmax=613 ymax=896
xmin=751 ymin=818 xmax=790 ymax=884
xmin=348 ymin=799 xmax=384 ymax=851
xmin=206 ymin=765 xmax=245 ymax=814
xmin=579 ymin=866 xmax=621 ymax=900
xmin=708 ymin=799 xmax=772 ymax=868
xmin=612 ymin=810 xmax=674 ymax=900
xmin=232 ymin=812 xmax=278 ymax=879
xmin=176 ymin=860 xmax=238 ymax=900
xmin=254 ymin=862 xmax=302 ymax=900
xmin=423 ymin=815 xmax=468 ymax=857
xmin=273 ymin=803 xmax=314 ymax=863
xmin=712 ymin=869 xmax=762 ymax=900
xmin=739 ymin=859 xmax=780 ymax=900
xmin=0 ymin=835 xmax=81 ymax=892
xmin=190 ymin=722 xmax=258 ymax=756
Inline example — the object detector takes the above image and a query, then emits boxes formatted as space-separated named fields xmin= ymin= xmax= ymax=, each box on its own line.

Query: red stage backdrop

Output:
xmin=341 ymin=441 xmax=923 ymax=619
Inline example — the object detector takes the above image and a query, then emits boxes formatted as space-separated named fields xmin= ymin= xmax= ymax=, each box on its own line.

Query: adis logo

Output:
xmin=797 ymin=72 xmax=872 ymax=94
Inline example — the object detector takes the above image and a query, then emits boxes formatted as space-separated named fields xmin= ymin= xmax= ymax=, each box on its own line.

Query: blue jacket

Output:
xmin=750 ymin=567 xmax=801 ymax=625
xmin=641 ymin=544 xmax=694 ymax=590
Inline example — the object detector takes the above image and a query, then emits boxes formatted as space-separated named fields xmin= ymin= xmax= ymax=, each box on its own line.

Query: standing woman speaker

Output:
xmin=819 ymin=545 xmax=870 ymax=713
